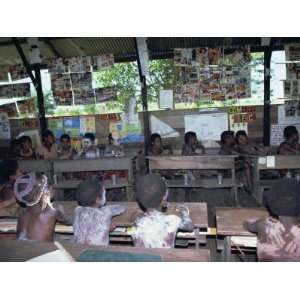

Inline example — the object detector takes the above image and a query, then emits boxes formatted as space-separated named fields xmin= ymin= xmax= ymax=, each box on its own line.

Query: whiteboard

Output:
xmin=184 ymin=113 xmax=228 ymax=141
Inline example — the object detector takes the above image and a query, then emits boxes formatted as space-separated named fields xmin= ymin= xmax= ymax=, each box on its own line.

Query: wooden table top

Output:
xmin=61 ymin=201 xmax=209 ymax=228
xmin=0 ymin=239 xmax=211 ymax=262
xmin=216 ymin=207 xmax=269 ymax=236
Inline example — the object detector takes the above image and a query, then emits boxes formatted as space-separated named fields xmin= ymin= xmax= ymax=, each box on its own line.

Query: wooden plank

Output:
xmin=18 ymin=160 xmax=52 ymax=174
xmin=216 ymin=207 xmax=268 ymax=236
xmin=53 ymin=157 xmax=134 ymax=173
xmin=148 ymin=155 xmax=236 ymax=170
xmin=166 ymin=178 xmax=240 ymax=189
xmin=255 ymin=156 xmax=300 ymax=170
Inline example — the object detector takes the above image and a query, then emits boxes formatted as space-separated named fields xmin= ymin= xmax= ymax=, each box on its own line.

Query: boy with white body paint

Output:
xmin=132 ymin=174 xmax=194 ymax=248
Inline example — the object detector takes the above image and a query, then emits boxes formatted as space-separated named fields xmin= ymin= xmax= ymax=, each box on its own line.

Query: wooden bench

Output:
xmin=252 ymin=155 xmax=300 ymax=204
xmin=18 ymin=160 xmax=53 ymax=183
xmin=216 ymin=207 xmax=268 ymax=261
xmin=147 ymin=155 xmax=241 ymax=206
xmin=52 ymin=157 xmax=135 ymax=201
xmin=0 ymin=239 xmax=211 ymax=262
xmin=0 ymin=201 xmax=209 ymax=248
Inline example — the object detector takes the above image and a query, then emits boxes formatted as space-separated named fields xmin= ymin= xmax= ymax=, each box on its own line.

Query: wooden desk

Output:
xmin=18 ymin=160 xmax=52 ymax=182
xmin=216 ymin=207 xmax=268 ymax=261
xmin=0 ymin=239 xmax=211 ymax=262
xmin=52 ymin=157 xmax=135 ymax=201
xmin=0 ymin=202 xmax=208 ymax=248
xmin=147 ymin=155 xmax=240 ymax=206
xmin=252 ymin=155 xmax=300 ymax=204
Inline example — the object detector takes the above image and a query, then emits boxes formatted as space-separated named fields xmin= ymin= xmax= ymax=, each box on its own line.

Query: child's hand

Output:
xmin=176 ymin=205 xmax=190 ymax=217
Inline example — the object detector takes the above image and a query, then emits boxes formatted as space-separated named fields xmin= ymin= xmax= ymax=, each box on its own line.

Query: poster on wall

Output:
xmin=12 ymin=83 xmax=31 ymax=98
xmin=0 ymin=113 xmax=11 ymax=139
xmin=68 ymin=56 xmax=92 ymax=73
xmin=53 ymin=90 xmax=73 ymax=106
xmin=18 ymin=119 xmax=39 ymax=130
xmin=0 ymin=103 xmax=18 ymax=117
xmin=80 ymin=116 xmax=96 ymax=136
xmin=224 ymin=47 xmax=251 ymax=66
xmin=278 ymin=102 xmax=300 ymax=125
xmin=174 ymin=48 xmax=197 ymax=67
xmin=229 ymin=114 xmax=248 ymax=134
xmin=150 ymin=115 xmax=179 ymax=138
xmin=9 ymin=65 xmax=28 ymax=81
xmin=95 ymin=87 xmax=116 ymax=103
xmin=48 ymin=117 xmax=64 ymax=138
xmin=51 ymin=74 xmax=72 ymax=91
xmin=0 ymin=66 xmax=9 ymax=82
xmin=184 ymin=112 xmax=228 ymax=141
xmin=17 ymin=98 xmax=35 ymax=115
xmin=271 ymin=124 xmax=300 ymax=146
xmin=73 ymin=89 xmax=95 ymax=105
xmin=285 ymin=44 xmax=300 ymax=62
xmin=159 ymin=90 xmax=173 ymax=109
xmin=92 ymin=54 xmax=114 ymax=71
xmin=70 ymin=72 xmax=92 ymax=90
xmin=47 ymin=57 xmax=69 ymax=74
xmin=63 ymin=117 xmax=80 ymax=137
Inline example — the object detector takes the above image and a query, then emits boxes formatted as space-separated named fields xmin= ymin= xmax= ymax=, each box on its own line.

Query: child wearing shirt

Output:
xmin=132 ymin=174 xmax=194 ymax=248
xmin=73 ymin=178 xmax=127 ymax=246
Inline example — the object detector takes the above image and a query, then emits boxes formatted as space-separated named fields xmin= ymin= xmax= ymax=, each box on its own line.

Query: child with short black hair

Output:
xmin=147 ymin=133 xmax=172 ymax=156
xmin=244 ymin=179 xmax=300 ymax=261
xmin=132 ymin=174 xmax=194 ymax=248
xmin=277 ymin=125 xmax=300 ymax=155
xmin=15 ymin=173 xmax=67 ymax=242
xmin=57 ymin=133 xmax=77 ymax=159
xmin=73 ymin=179 xmax=127 ymax=246
xmin=182 ymin=131 xmax=205 ymax=155
xmin=19 ymin=136 xmax=36 ymax=159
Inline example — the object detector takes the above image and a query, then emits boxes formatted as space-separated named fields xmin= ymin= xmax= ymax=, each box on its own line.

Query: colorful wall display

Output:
xmin=9 ymin=65 xmax=28 ymax=81
xmin=0 ymin=83 xmax=31 ymax=99
xmin=95 ymin=87 xmax=116 ymax=103
xmin=80 ymin=116 xmax=96 ymax=136
xmin=92 ymin=54 xmax=114 ymax=71
xmin=48 ymin=117 xmax=64 ymax=138
xmin=0 ymin=103 xmax=18 ymax=117
xmin=17 ymin=98 xmax=35 ymax=115
xmin=63 ymin=117 xmax=80 ymax=137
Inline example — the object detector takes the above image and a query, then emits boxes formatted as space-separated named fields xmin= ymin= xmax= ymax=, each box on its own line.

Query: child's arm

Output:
xmin=106 ymin=204 xmax=127 ymax=217
xmin=53 ymin=203 xmax=73 ymax=225
xmin=243 ymin=219 xmax=265 ymax=234
xmin=176 ymin=205 xmax=194 ymax=232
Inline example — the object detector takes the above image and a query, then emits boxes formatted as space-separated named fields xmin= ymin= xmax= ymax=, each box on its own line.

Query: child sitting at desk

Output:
xmin=57 ymin=133 xmax=77 ymax=159
xmin=104 ymin=132 xmax=125 ymax=157
xmin=37 ymin=129 xmax=58 ymax=160
xmin=132 ymin=174 xmax=194 ymax=248
xmin=73 ymin=179 xmax=127 ymax=246
xmin=277 ymin=125 xmax=300 ymax=155
xmin=147 ymin=133 xmax=173 ymax=156
xmin=14 ymin=173 xmax=67 ymax=242
xmin=244 ymin=179 xmax=300 ymax=261
xmin=19 ymin=136 xmax=36 ymax=159
xmin=182 ymin=131 xmax=205 ymax=155
xmin=75 ymin=133 xmax=100 ymax=159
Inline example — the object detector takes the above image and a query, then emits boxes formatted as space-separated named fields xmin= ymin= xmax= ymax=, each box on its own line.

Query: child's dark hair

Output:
xmin=149 ymin=133 xmax=161 ymax=145
xmin=43 ymin=129 xmax=55 ymax=141
xmin=0 ymin=159 xmax=19 ymax=184
xmin=60 ymin=133 xmax=71 ymax=142
xmin=265 ymin=178 xmax=300 ymax=217
xmin=136 ymin=174 xmax=167 ymax=211
xmin=184 ymin=131 xmax=197 ymax=144
xmin=75 ymin=179 xmax=103 ymax=207
xmin=220 ymin=130 xmax=234 ymax=144
xmin=84 ymin=132 xmax=96 ymax=142
xmin=19 ymin=135 xmax=32 ymax=145
xmin=283 ymin=126 xmax=298 ymax=140
xmin=235 ymin=130 xmax=247 ymax=140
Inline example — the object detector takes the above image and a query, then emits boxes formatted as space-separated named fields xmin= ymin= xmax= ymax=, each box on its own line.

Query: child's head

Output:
xmin=19 ymin=136 xmax=33 ymax=150
xmin=136 ymin=174 xmax=168 ymax=211
xmin=0 ymin=159 xmax=22 ymax=184
xmin=43 ymin=130 xmax=55 ymax=145
xmin=149 ymin=133 xmax=162 ymax=149
xmin=14 ymin=173 xmax=53 ymax=211
xmin=184 ymin=131 xmax=198 ymax=146
xmin=75 ymin=179 xmax=105 ymax=208
xmin=284 ymin=126 xmax=299 ymax=143
xmin=82 ymin=132 xmax=96 ymax=149
xmin=235 ymin=130 xmax=248 ymax=146
xmin=265 ymin=179 xmax=300 ymax=218
xmin=220 ymin=130 xmax=235 ymax=146
xmin=60 ymin=133 xmax=71 ymax=150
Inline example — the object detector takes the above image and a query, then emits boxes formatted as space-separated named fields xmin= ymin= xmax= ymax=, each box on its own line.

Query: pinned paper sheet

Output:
xmin=27 ymin=250 xmax=73 ymax=262
xmin=150 ymin=115 xmax=179 ymax=138
xmin=258 ymin=157 xmax=267 ymax=165
xmin=266 ymin=156 xmax=275 ymax=168
xmin=159 ymin=90 xmax=173 ymax=109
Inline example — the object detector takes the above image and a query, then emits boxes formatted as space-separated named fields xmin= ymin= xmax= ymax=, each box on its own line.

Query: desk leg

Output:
xmin=224 ymin=236 xmax=232 ymax=262
xmin=231 ymin=187 xmax=239 ymax=207
xmin=195 ymin=228 xmax=200 ymax=249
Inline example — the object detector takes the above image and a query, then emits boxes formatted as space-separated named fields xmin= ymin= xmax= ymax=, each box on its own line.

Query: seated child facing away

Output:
xmin=244 ymin=179 xmax=300 ymax=262
xmin=132 ymin=174 xmax=194 ymax=248
xmin=277 ymin=125 xmax=300 ymax=155
xmin=14 ymin=173 xmax=67 ymax=242
xmin=73 ymin=179 xmax=127 ymax=246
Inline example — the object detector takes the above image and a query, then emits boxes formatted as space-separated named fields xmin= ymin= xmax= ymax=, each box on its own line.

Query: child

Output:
xmin=0 ymin=160 xmax=23 ymax=216
xmin=57 ymin=133 xmax=77 ymax=159
xmin=132 ymin=174 xmax=194 ymax=248
xmin=182 ymin=131 xmax=205 ymax=155
xmin=244 ymin=179 xmax=300 ymax=261
xmin=73 ymin=179 xmax=127 ymax=246
xmin=219 ymin=130 xmax=238 ymax=155
xmin=277 ymin=125 xmax=300 ymax=155
xmin=147 ymin=133 xmax=172 ymax=156
xmin=19 ymin=136 xmax=36 ymax=159
xmin=14 ymin=173 xmax=67 ymax=242
xmin=104 ymin=132 xmax=125 ymax=157
xmin=75 ymin=133 xmax=100 ymax=159
xmin=37 ymin=129 xmax=58 ymax=159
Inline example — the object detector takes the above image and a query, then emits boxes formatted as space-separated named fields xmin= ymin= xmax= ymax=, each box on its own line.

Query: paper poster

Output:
xmin=0 ymin=103 xmax=18 ymax=117
xmin=92 ymin=54 xmax=114 ymax=71
xmin=70 ymin=72 xmax=92 ymax=90
xmin=80 ymin=116 xmax=96 ymax=136
xmin=17 ymin=129 xmax=41 ymax=148
xmin=0 ymin=66 xmax=9 ymax=82
xmin=184 ymin=113 xmax=228 ymax=141
xmin=159 ymin=90 xmax=173 ymax=109
xmin=68 ymin=56 xmax=92 ymax=73
xmin=51 ymin=73 xmax=72 ymax=91
xmin=9 ymin=65 xmax=28 ymax=81
xmin=53 ymin=90 xmax=73 ymax=106
xmin=179 ymin=67 xmax=199 ymax=84
xmin=18 ymin=119 xmax=39 ymax=130
xmin=0 ymin=113 xmax=11 ymax=139
xmin=48 ymin=118 xmax=64 ymax=138
xmin=150 ymin=115 xmax=179 ymax=138
xmin=95 ymin=87 xmax=116 ymax=103
xmin=174 ymin=48 xmax=197 ymax=67
xmin=12 ymin=83 xmax=31 ymax=98
xmin=266 ymin=156 xmax=275 ymax=168
xmin=17 ymin=98 xmax=35 ymax=115
xmin=47 ymin=57 xmax=69 ymax=74
xmin=270 ymin=124 xmax=300 ymax=145
xmin=196 ymin=48 xmax=209 ymax=66
xmin=285 ymin=44 xmax=300 ymax=62
xmin=63 ymin=117 xmax=80 ymax=137
xmin=278 ymin=102 xmax=300 ymax=125
xmin=73 ymin=89 xmax=95 ymax=105
xmin=208 ymin=47 xmax=223 ymax=65
xmin=229 ymin=114 xmax=248 ymax=134
xmin=224 ymin=47 xmax=251 ymax=66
